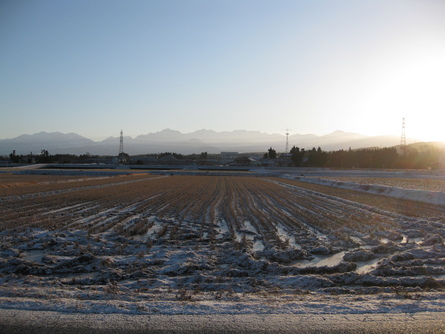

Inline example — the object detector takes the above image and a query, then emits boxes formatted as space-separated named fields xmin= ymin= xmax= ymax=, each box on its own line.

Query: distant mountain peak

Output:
xmin=325 ymin=129 xmax=361 ymax=136
xmin=158 ymin=128 xmax=182 ymax=134
xmin=0 ymin=129 xmax=407 ymax=156
xmin=192 ymin=129 xmax=217 ymax=134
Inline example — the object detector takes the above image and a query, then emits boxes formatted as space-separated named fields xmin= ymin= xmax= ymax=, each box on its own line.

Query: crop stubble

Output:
xmin=1 ymin=172 xmax=445 ymax=306
xmin=2 ymin=173 xmax=431 ymax=241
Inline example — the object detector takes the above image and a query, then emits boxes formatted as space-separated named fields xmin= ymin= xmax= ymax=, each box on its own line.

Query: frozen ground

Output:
xmin=281 ymin=169 xmax=445 ymax=206
xmin=0 ymin=169 xmax=444 ymax=320
xmin=2 ymin=309 xmax=445 ymax=333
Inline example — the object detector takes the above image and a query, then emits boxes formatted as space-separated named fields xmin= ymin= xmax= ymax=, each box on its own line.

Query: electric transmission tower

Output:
xmin=400 ymin=118 xmax=406 ymax=155
xmin=285 ymin=129 xmax=290 ymax=153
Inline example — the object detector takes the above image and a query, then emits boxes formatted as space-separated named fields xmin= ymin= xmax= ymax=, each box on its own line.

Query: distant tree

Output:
xmin=325 ymin=146 xmax=408 ymax=169
xmin=307 ymin=147 xmax=317 ymax=166
xmin=52 ymin=154 xmax=79 ymax=164
xmin=186 ymin=153 xmax=199 ymax=160
xmin=290 ymin=146 xmax=302 ymax=166
xmin=200 ymin=152 xmax=208 ymax=160
xmin=307 ymin=147 xmax=327 ymax=167
xmin=327 ymin=149 xmax=348 ymax=168
xmin=267 ymin=147 xmax=277 ymax=159
xmin=9 ymin=150 xmax=19 ymax=163
xmin=38 ymin=149 xmax=51 ymax=163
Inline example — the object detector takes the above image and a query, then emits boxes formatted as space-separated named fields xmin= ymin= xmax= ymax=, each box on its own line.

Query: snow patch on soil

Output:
xmin=290 ymin=175 xmax=445 ymax=206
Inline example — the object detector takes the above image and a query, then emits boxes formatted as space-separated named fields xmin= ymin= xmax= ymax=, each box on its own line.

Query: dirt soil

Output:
xmin=0 ymin=170 xmax=444 ymax=316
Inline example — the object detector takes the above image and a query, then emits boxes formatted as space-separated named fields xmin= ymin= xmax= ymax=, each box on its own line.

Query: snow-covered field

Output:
xmin=282 ymin=168 xmax=445 ymax=206
xmin=310 ymin=176 xmax=445 ymax=192
xmin=1 ymin=169 xmax=445 ymax=316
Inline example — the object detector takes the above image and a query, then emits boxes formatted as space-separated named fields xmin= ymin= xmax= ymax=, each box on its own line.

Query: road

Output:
xmin=1 ymin=310 xmax=445 ymax=333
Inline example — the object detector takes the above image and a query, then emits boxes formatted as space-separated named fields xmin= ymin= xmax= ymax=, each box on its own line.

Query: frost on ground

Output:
xmin=2 ymin=226 xmax=445 ymax=315
xmin=281 ymin=169 xmax=445 ymax=206
xmin=0 ymin=170 xmax=445 ymax=315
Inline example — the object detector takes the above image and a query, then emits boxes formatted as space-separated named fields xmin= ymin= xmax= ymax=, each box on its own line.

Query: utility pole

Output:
xmin=118 ymin=130 xmax=126 ymax=164
xmin=119 ymin=130 xmax=124 ymax=156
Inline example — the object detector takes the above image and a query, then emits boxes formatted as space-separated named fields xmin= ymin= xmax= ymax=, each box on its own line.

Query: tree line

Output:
xmin=5 ymin=144 xmax=443 ymax=169
xmin=285 ymin=145 xmax=442 ymax=169
xmin=6 ymin=151 xmax=216 ymax=164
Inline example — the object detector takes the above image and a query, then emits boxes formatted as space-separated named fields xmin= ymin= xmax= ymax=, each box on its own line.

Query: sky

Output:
xmin=1 ymin=0 xmax=445 ymax=142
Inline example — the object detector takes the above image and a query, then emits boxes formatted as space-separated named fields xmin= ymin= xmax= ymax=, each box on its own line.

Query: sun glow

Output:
xmin=407 ymin=115 xmax=445 ymax=143
xmin=358 ymin=47 xmax=445 ymax=143
xmin=399 ymin=55 xmax=445 ymax=142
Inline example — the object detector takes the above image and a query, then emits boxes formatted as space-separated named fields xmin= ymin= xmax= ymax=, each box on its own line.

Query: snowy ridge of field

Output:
xmin=287 ymin=176 xmax=445 ymax=206
xmin=1 ymin=291 xmax=445 ymax=315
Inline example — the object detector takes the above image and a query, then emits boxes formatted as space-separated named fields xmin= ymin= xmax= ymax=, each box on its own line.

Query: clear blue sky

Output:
xmin=1 ymin=0 xmax=445 ymax=141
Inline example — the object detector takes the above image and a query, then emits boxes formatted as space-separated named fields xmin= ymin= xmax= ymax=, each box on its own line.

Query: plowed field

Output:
xmin=1 ymin=171 xmax=445 ymax=314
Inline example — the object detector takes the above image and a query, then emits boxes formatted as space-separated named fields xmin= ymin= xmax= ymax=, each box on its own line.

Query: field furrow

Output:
xmin=1 ymin=171 xmax=444 ymax=308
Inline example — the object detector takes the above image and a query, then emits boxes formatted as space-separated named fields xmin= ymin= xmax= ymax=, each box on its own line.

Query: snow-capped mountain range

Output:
xmin=0 ymin=129 xmax=405 ymax=156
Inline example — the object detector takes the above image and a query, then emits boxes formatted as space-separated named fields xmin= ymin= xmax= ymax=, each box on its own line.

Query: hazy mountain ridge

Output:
xmin=1 ymin=129 xmax=407 ymax=156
